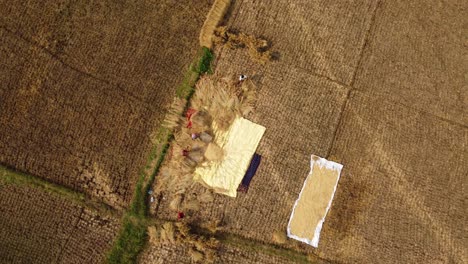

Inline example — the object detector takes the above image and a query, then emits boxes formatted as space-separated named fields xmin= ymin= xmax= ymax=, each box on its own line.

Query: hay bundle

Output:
xmin=149 ymin=220 xmax=220 ymax=263
xmin=160 ymin=222 xmax=176 ymax=244
xmin=193 ymin=75 xmax=257 ymax=131
xmin=199 ymin=0 xmax=231 ymax=48
xmin=204 ymin=143 xmax=225 ymax=161
xmin=272 ymin=230 xmax=288 ymax=244
xmin=213 ymin=26 xmax=274 ymax=64
xmin=162 ymin=97 xmax=187 ymax=131
xmin=198 ymin=190 xmax=214 ymax=203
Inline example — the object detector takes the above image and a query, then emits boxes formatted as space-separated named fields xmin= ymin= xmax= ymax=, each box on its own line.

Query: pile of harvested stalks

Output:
xmin=148 ymin=221 xmax=220 ymax=263
xmin=213 ymin=26 xmax=274 ymax=64
xmin=156 ymin=75 xmax=257 ymax=212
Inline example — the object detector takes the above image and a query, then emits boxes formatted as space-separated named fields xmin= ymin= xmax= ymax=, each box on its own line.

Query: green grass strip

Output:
xmin=106 ymin=216 xmax=147 ymax=264
xmin=0 ymin=165 xmax=85 ymax=203
xmin=176 ymin=47 xmax=213 ymax=99
xmin=0 ymin=165 xmax=119 ymax=218
xmin=105 ymin=47 xmax=213 ymax=264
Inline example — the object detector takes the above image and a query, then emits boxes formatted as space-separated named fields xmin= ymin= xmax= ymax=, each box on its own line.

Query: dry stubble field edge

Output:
xmin=105 ymin=47 xmax=214 ymax=264
xmin=0 ymin=165 xmax=120 ymax=219
xmin=148 ymin=217 xmax=326 ymax=264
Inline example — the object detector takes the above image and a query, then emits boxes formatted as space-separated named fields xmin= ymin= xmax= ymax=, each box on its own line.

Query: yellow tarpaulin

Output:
xmin=194 ymin=117 xmax=265 ymax=197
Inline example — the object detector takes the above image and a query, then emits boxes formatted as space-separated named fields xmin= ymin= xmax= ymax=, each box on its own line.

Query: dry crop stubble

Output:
xmin=220 ymin=0 xmax=378 ymax=85
xmin=320 ymin=91 xmax=468 ymax=263
xmin=0 ymin=180 xmax=120 ymax=263
xmin=0 ymin=0 xmax=214 ymax=209
xmin=139 ymin=234 xmax=303 ymax=264
xmin=353 ymin=0 xmax=468 ymax=125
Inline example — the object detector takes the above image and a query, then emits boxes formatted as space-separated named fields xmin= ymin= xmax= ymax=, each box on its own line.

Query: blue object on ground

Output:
xmin=237 ymin=153 xmax=262 ymax=193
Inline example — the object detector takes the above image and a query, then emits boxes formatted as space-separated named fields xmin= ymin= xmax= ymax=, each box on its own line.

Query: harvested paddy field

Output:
xmin=320 ymin=92 xmax=467 ymax=263
xmin=0 ymin=0 xmax=213 ymax=208
xmin=1 ymin=0 xmax=466 ymax=263
xmin=0 ymin=170 xmax=120 ymax=263
xmin=151 ymin=0 xmax=467 ymax=263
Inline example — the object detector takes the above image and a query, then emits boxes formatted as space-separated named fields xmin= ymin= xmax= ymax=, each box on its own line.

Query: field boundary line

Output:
xmin=54 ymin=207 xmax=86 ymax=262
xmin=325 ymin=1 xmax=381 ymax=159
xmin=349 ymin=1 xmax=381 ymax=87
xmin=355 ymin=89 xmax=468 ymax=129
xmin=0 ymin=165 xmax=120 ymax=218
xmin=105 ymin=48 xmax=214 ymax=263
xmin=221 ymin=232 xmax=331 ymax=264
xmin=0 ymin=25 xmax=113 ymax=86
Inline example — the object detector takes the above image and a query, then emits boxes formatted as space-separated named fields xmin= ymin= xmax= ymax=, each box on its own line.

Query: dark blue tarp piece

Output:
xmin=237 ymin=153 xmax=262 ymax=193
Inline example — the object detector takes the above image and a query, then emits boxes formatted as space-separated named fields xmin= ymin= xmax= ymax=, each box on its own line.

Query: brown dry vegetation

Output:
xmin=0 ymin=0 xmax=213 ymax=209
xmin=0 ymin=179 xmax=120 ymax=263
xmin=213 ymin=26 xmax=274 ymax=64
xmin=147 ymin=221 xmax=220 ymax=263
xmin=199 ymin=0 xmax=231 ymax=48
xmin=139 ymin=236 xmax=302 ymax=264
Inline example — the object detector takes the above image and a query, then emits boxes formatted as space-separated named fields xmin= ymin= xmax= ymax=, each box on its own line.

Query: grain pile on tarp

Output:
xmin=287 ymin=155 xmax=343 ymax=247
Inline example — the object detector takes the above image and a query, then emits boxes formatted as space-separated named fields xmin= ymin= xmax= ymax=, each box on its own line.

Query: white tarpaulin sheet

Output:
xmin=287 ymin=155 xmax=343 ymax=247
